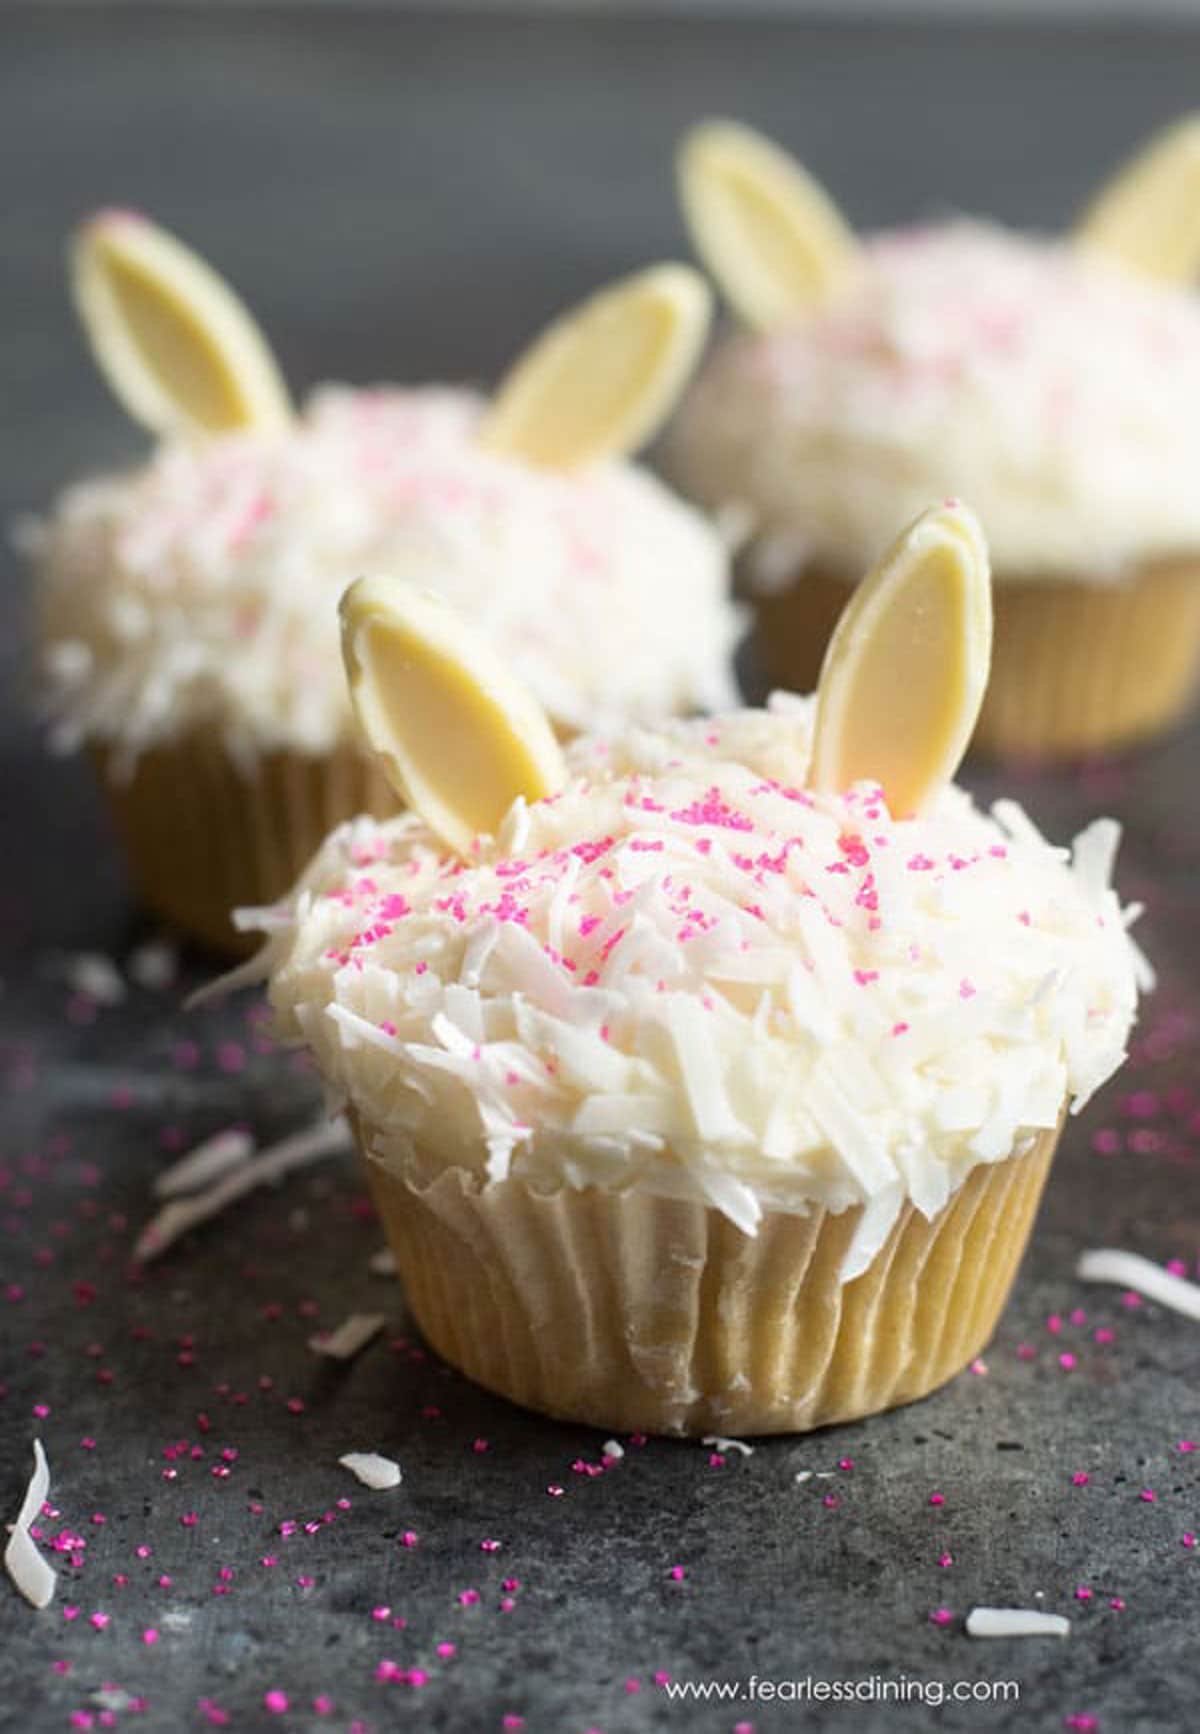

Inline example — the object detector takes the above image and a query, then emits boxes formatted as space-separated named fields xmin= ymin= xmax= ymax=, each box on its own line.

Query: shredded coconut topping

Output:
xmin=35 ymin=385 xmax=739 ymax=765
xmin=669 ymin=222 xmax=1200 ymax=582
xmin=252 ymin=700 xmax=1145 ymax=1272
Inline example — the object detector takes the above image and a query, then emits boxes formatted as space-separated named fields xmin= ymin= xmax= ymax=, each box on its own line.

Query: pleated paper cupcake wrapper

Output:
xmin=95 ymin=734 xmax=398 ymax=954
xmin=361 ymin=1126 xmax=1058 ymax=1437
xmin=751 ymin=556 xmax=1200 ymax=759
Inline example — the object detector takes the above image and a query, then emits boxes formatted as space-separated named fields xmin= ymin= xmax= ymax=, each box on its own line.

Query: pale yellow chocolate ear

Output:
xmin=677 ymin=119 xmax=859 ymax=330
xmin=71 ymin=209 xmax=293 ymax=438
xmin=809 ymin=503 xmax=992 ymax=817
xmin=476 ymin=264 xmax=711 ymax=470
xmin=1074 ymin=115 xmax=1200 ymax=282
xmin=340 ymin=576 xmax=567 ymax=856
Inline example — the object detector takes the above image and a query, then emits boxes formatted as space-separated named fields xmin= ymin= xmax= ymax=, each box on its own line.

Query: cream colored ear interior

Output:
xmin=1074 ymin=114 xmax=1200 ymax=282
xmin=677 ymin=118 xmax=860 ymax=330
xmin=476 ymin=263 xmax=712 ymax=470
xmin=340 ymin=575 xmax=567 ymax=857
xmin=809 ymin=502 xmax=993 ymax=817
xmin=71 ymin=210 xmax=292 ymax=438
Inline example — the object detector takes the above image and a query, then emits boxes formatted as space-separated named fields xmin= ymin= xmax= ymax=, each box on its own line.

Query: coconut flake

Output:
xmin=126 ymin=939 xmax=178 ymax=990
xmin=154 ymin=1128 xmax=254 ymax=1198
xmin=5 ymin=1440 xmax=54 ymax=1610
xmin=369 ymin=1247 xmax=396 ymax=1276
xmin=1076 ymin=1249 xmax=1200 ymax=1321
xmin=338 ymin=1452 xmax=402 ymax=1490
xmin=133 ymin=1115 xmax=352 ymax=1262
xmin=966 ymin=1607 xmax=1070 ymax=1639
xmin=701 ymin=1435 xmax=754 ymax=1457
xmin=62 ymin=951 xmax=125 ymax=1005
xmin=309 ymin=1313 xmax=386 ymax=1361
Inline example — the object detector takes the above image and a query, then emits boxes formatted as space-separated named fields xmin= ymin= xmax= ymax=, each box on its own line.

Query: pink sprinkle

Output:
xmin=1064 ymin=1717 xmax=1099 ymax=1733
xmin=436 ymin=1642 xmax=456 ymax=1658
xmin=624 ymin=1678 xmax=641 ymax=1695
xmin=1109 ymin=1597 xmax=1126 ymax=1612
xmin=1059 ymin=1352 xmax=1077 ymax=1371
xmin=90 ymin=1612 xmax=110 ymax=1630
xmin=668 ymin=1565 xmax=685 ymax=1581
xmin=313 ymin=1697 xmax=334 ymax=1715
xmin=1072 ymin=1472 xmax=1090 ymax=1486
xmin=1179 ymin=1440 xmax=1197 ymax=1454
xmin=400 ymin=1531 xmax=419 ymax=1549
xmin=1140 ymin=1488 xmax=1157 ymax=1503
xmin=928 ymin=1607 xmax=954 ymax=1626
xmin=179 ymin=1513 xmax=198 ymax=1528
xmin=479 ymin=1538 xmax=501 ymax=1553
xmin=1075 ymin=1585 xmax=1093 ymax=1601
xmin=458 ymin=1588 xmax=481 ymax=1607
xmin=928 ymin=1492 xmax=945 ymax=1507
xmin=141 ymin=1629 xmax=159 ymax=1646
xmin=502 ymin=1719 xmax=525 ymax=1731
xmin=264 ymin=1690 xmax=289 ymax=1713
xmin=1183 ymin=1533 xmax=1196 ymax=1549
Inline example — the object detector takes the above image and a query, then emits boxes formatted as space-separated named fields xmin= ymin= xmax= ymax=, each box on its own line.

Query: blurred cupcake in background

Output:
xmin=33 ymin=211 xmax=741 ymax=951
xmin=667 ymin=115 xmax=1200 ymax=758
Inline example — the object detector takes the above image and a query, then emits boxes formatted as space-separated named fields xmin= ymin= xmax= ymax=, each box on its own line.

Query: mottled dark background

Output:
xmin=2 ymin=8 xmax=1199 ymax=1733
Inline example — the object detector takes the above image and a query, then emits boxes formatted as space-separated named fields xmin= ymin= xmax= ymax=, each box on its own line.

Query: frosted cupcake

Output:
xmin=246 ymin=502 xmax=1146 ymax=1435
xmin=33 ymin=212 xmax=740 ymax=950
xmin=668 ymin=115 xmax=1200 ymax=757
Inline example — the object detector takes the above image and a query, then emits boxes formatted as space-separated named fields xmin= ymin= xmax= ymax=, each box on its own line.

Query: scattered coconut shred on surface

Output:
xmin=309 ymin=1313 xmax=387 ymax=1361
xmin=966 ymin=1608 xmax=1071 ymax=1639
xmin=133 ymin=1116 xmax=353 ymax=1262
xmin=1076 ymin=1249 xmax=1200 ymax=1321
xmin=338 ymin=1452 xmax=402 ymax=1491
xmin=5 ymin=1439 xmax=55 ymax=1610
xmin=153 ymin=1126 xmax=254 ymax=1198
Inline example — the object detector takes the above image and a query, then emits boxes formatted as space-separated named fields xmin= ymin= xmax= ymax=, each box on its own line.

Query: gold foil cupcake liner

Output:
xmin=361 ymin=1126 xmax=1058 ymax=1437
xmin=751 ymin=557 xmax=1200 ymax=759
xmin=95 ymin=734 xmax=397 ymax=953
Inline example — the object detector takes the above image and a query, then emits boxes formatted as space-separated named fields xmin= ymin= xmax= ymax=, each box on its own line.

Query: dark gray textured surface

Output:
xmin=2 ymin=9 xmax=1200 ymax=1733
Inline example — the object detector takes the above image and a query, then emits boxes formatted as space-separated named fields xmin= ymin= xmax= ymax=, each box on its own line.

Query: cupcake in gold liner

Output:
xmin=238 ymin=502 xmax=1147 ymax=1436
xmin=32 ymin=213 xmax=741 ymax=952
xmin=667 ymin=115 xmax=1200 ymax=758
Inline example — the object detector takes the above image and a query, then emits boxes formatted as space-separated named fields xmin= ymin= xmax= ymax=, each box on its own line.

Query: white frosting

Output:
xmin=35 ymin=386 xmax=740 ymax=765
xmin=668 ymin=222 xmax=1200 ymax=584
xmin=253 ymin=698 xmax=1146 ymax=1278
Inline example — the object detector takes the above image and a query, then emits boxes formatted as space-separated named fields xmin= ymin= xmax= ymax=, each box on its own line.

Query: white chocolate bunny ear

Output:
xmin=677 ymin=119 xmax=859 ymax=330
xmin=71 ymin=209 xmax=293 ymax=437
xmin=1075 ymin=115 xmax=1200 ymax=282
xmin=809 ymin=503 xmax=992 ymax=817
xmin=477 ymin=264 xmax=711 ymax=470
xmin=340 ymin=576 xmax=567 ymax=856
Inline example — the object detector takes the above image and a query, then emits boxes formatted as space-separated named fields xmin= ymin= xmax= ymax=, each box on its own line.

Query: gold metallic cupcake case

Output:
xmin=62 ymin=216 xmax=712 ymax=949
xmin=341 ymin=504 xmax=1064 ymax=1435
xmin=675 ymin=115 xmax=1200 ymax=758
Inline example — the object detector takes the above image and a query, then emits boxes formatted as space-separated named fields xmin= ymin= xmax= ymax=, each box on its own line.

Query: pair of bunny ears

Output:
xmin=71 ymin=210 xmax=712 ymax=469
xmin=677 ymin=112 xmax=1200 ymax=328
xmin=341 ymin=499 xmax=992 ymax=856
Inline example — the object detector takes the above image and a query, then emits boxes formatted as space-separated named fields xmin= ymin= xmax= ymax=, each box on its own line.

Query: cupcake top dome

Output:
xmin=35 ymin=213 xmax=740 ymax=766
xmin=668 ymin=117 xmax=1200 ymax=583
xmin=249 ymin=505 xmax=1147 ymax=1281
